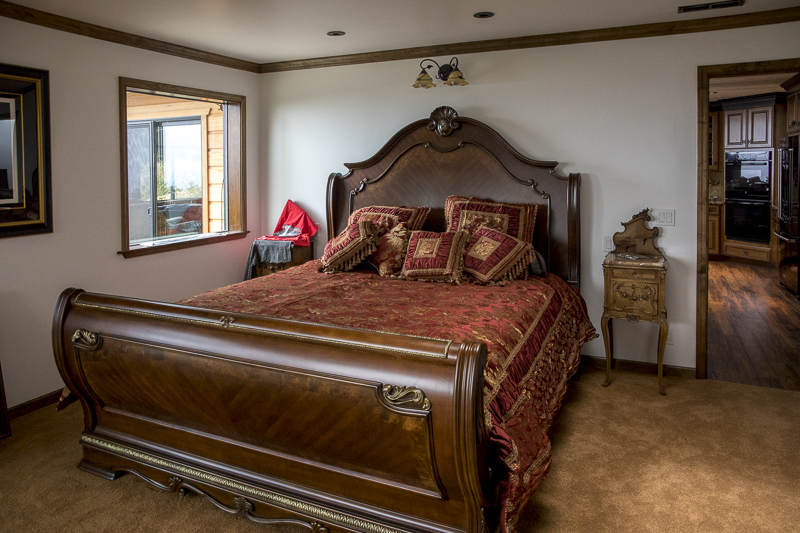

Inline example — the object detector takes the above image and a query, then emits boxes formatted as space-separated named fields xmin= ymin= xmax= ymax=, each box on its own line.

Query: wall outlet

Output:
xmin=651 ymin=208 xmax=675 ymax=227
xmin=666 ymin=329 xmax=673 ymax=345
xmin=604 ymin=236 xmax=613 ymax=252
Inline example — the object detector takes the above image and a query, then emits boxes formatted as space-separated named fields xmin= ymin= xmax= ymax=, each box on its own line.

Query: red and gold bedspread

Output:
xmin=180 ymin=261 xmax=595 ymax=532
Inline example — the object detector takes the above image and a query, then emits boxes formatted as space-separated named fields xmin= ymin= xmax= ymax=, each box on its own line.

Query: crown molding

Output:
xmin=1 ymin=1 xmax=799 ymax=75
xmin=0 ymin=0 xmax=261 ymax=73
xmin=258 ymin=7 xmax=800 ymax=73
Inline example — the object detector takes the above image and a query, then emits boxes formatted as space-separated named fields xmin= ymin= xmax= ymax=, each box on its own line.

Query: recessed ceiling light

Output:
xmin=327 ymin=30 xmax=346 ymax=37
xmin=473 ymin=12 xmax=494 ymax=19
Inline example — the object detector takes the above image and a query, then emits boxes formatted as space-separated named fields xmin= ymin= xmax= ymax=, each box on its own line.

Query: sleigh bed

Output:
xmin=53 ymin=106 xmax=595 ymax=533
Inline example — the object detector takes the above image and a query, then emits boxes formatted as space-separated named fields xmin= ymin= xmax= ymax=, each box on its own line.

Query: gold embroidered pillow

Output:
xmin=444 ymin=196 xmax=538 ymax=244
xmin=463 ymin=226 xmax=534 ymax=284
xmin=320 ymin=220 xmax=379 ymax=273
xmin=348 ymin=206 xmax=430 ymax=235
xmin=368 ymin=223 xmax=409 ymax=277
xmin=400 ymin=230 xmax=469 ymax=283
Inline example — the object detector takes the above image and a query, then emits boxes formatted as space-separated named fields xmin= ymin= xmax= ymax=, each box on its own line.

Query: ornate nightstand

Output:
xmin=601 ymin=210 xmax=668 ymax=395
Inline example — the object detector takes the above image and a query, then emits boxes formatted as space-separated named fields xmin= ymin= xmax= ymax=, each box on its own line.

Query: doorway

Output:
xmin=697 ymin=58 xmax=800 ymax=390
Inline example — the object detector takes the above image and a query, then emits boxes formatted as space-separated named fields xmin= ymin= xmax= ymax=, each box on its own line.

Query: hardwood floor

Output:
xmin=708 ymin=259 xmax=800 ymax=391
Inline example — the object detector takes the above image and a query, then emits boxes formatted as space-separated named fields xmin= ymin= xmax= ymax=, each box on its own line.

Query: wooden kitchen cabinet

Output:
xmin=782 ymin=73 xmax=800 ymax=136
xmin=708 ymin=204 xmax=721 ymax=255
xmin=724 ymin=106 xmax=773 ymax=150
xmin=786 ymin=91 xmax=800 ymax=136
xmin=722 ymin=239 xmax=772 ymax=263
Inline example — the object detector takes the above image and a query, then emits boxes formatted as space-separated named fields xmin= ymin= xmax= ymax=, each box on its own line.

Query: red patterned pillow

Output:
xmin=463 ymin=226 xmax=534 ymax=284
xmin=348 ymin=205 xmax=430 ymax=235
xmin=368 ymin=222 xmax=409 ymax=277
xmin=400 ymin=230 xmax=469 ymax=283
xmin=320 ymin=220 xmax=379 ymax=273
xmin=444 ymin=196 xmax=538 ymax=244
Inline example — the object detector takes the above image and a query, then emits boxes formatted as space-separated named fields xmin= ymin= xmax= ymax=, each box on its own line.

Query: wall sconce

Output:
xmin=412 ymin=57 xmax=468 ymax=89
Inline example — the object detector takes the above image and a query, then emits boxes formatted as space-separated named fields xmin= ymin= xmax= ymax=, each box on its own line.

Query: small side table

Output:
xmin=244 ymin=240 xmax=314 ymax=280
xmin=601 ymin=210 xmax=669 ymax=395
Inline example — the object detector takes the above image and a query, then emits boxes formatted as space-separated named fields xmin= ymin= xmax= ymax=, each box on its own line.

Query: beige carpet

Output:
xmin=1 ymin=366 xmax=798 ymax=533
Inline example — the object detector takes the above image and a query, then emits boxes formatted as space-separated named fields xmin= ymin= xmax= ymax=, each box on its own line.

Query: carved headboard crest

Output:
xmin=427 ymin=106 xmax=460 ymax=137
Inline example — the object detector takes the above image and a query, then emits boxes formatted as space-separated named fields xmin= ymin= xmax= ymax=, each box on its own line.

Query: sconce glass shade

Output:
xmin=413 ymin=69 xmax=436 ymax=89
xmin=443 ymin=68 xmax=468 ymax=86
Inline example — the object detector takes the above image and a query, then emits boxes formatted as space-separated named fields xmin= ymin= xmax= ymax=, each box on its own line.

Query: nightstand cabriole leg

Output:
xmin=601 ymin=314 xmax=613 ymax=387
xmin=657 ymin=320 xmax=668 ymax=395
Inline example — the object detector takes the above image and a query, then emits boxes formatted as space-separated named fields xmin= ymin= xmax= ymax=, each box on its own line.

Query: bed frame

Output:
xmin=53 ymin=107 xmax=582 ymax=533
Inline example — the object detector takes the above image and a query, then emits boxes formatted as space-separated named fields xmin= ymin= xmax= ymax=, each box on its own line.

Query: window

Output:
xmin=120 ymin=78 xmax=246 ymax=257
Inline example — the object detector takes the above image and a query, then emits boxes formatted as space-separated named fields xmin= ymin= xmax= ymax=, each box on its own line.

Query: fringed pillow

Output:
xmin=368 ymin=222 xmax=409 ymax=277
xmin=320 ymin=220 xmax=378 ymax=273
xmin=444 ymin=196 xmax=538 ymax=244
xmin=463 ymin=226 xmax=534 ymax=284
xmin=348 ymin=206 xmax=430 ymax=235
xmin=399 ymin=230 xmax=469 ymax=284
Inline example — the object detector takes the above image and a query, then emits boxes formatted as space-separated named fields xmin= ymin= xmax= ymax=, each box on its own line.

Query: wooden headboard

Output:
xmin=326 ymin=106 xmax=582 ymax=289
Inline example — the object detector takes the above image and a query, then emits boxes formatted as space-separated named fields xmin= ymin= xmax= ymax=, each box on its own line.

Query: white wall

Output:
xmin=0 ymin=18 xmax=261 ymax=408
xmin=259 ymin=22 xmax=800 ymax=370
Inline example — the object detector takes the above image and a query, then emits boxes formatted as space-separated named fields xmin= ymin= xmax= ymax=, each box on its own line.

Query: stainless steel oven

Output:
xmin=725 ymin=150 xmax=771 ymax=243
xmin=725 ymin=199 xmax=771 ymax=244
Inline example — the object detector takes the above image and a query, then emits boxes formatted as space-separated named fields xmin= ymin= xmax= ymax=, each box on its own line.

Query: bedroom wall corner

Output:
xmin=0 ymin=17 xmax=262 ymax=408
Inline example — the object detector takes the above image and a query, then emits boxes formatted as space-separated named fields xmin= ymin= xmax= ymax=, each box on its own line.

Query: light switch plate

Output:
xmin=650 ymin=209 xmax=675 ymax=227
xmin=604 ymin=236 xmax=613 ymax=252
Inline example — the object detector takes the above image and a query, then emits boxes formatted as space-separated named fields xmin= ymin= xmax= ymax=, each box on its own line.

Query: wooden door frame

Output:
xmin=696 ymin=57 xmax=800 ymax=378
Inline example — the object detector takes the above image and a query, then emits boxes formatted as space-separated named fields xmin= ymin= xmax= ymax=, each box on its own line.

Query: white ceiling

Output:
xmin=10 ymin=0 xmax=800 ymax=64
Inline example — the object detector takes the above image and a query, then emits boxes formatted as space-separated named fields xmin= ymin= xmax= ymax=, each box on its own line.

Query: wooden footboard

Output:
xmin=52 ymin=288 xmax=494 ymax=533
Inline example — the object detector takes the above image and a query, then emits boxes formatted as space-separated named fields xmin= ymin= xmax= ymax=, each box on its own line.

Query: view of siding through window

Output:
xmin=125 ymin=91 xmax=226 ymax=245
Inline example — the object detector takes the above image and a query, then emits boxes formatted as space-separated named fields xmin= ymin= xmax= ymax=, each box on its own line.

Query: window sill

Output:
xmin=118 ymin=231 xmax=250 ymax=258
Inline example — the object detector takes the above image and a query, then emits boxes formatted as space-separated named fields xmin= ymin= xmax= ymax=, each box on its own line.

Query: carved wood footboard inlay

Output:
xmin=380 ymin=385 xmax=431 ymax=411
xmin=71 ymin=329 xmax=102 ymax=351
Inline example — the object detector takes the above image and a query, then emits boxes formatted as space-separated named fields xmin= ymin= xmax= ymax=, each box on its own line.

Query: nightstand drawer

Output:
xmin=607 ymin=281 xmax=660 ymax=317
xmin=608 ymin=268 xmax=658 ymax=282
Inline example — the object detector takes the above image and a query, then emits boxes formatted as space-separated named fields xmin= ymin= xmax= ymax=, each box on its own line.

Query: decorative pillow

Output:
xmin=444 ymin=196 xmax=538 ymax=244
xmin=320 ymin=220 xmax=379 ymax=273
xmin=368 ymin=222 xmax=409 ymax=277
xmin=399 ymin=230 xmax=469 ymax=283
xmin=463 ymin=226 xmax=534 ymax=284
xmin=348 ymin=205 xmax=430 ymax=235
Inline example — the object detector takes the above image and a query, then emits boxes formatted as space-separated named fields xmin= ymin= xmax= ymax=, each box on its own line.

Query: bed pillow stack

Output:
xmin=350 ymin=206 xmax=430 ymax=276
xmin=322 ymin=206 xmax=429 ymax=275
xmin=322 ymin=199 xmax=539 ymax=284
